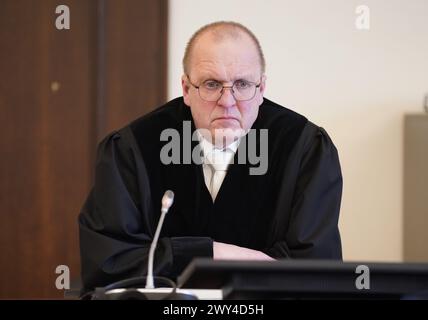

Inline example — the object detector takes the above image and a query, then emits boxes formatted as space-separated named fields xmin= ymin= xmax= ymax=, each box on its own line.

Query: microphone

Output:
xmin=91 ymin=190 xmax=195 ymax=299
xmin=145 ymin=190 xmax=174 ymax=289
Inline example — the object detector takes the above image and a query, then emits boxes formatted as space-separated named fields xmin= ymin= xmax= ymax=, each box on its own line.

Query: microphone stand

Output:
xmin=88 ymin=190 xmax=198 ymax=300
xmin=145 ymin=205 xmax=170 ymax=289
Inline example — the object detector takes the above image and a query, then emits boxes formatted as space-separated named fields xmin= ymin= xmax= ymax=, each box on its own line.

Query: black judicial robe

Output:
xmin=79 ymin=97 xmax=343 ymax=290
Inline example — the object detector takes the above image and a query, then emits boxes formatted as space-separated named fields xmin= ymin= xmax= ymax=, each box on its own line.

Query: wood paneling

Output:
xmin=0 ymin=0 xmax=167 ymax=298
xmin=102 ymin=0 xmax=168 ymax=138
xmin=404 ymin=115 xmax=428 ymax=262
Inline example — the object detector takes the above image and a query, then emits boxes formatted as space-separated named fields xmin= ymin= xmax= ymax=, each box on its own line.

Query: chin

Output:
xmin=210 ymin=126 xmax=245 ymax=146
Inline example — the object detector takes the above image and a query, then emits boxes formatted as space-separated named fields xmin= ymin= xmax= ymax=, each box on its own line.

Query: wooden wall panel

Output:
xmin=102 ymin=0 xmax=168 ymax=138
xmin=0 ymin=0 xmax=97 ymax=299
xmin=0 ymin=0 xmax=167 ymax=298
xmin=404 ymin=115 xmax=428 ymax=262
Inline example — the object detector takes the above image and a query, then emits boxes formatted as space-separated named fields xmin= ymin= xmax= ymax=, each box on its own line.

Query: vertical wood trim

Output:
xmin=96 ymin=0 xmax=107 ymax=143
xmin=159 ymin=0 xmax=169 ymax=103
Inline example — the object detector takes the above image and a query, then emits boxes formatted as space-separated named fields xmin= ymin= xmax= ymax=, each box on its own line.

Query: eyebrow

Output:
xmin=200 ymin=74 xmax=257 ymax=83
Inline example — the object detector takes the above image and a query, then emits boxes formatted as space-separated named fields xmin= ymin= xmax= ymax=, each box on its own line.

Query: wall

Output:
xmin=0 ymin=0 xmax=167 ymax=298
xmin=168 ymin=0 xmax=428 ymax=262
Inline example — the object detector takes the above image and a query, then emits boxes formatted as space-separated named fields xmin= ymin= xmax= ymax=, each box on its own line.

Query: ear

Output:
xmin=259 ymin=74 xmax=267 ymax=96
xmin=181 ymin=74 xmax=191 ymax=107
xmin=257 ymin=74 xmax=267 ymax=105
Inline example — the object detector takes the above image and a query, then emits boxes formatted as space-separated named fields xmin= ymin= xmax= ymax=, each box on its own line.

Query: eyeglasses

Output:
xmin=186 ymin=75 xmax=261 ymax=102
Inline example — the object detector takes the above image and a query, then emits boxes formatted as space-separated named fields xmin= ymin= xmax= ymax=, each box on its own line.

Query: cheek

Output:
xmin=192 ymin=103 xmax=215 ymax=126
xmin=239 ymin=103 xmax=259 ymax=121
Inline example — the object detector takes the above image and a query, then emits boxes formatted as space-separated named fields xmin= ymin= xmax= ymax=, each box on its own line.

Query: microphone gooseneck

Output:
xmin=145 ymin=190 xmax=174 ymax=289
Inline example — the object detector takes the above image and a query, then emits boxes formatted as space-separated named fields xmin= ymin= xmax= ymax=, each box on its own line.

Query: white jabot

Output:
xmin=197 ymin=133 xmax=240 ymax=202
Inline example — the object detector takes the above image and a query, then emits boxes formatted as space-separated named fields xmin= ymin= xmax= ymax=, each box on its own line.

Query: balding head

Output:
xmin=183 ymin=21 xmax=266 ymax=75
xmin=181 ymin=21 xmax=267 ymax=145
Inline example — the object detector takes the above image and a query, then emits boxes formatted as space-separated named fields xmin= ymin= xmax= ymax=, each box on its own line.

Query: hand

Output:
xmin=213 ymin=241 xmax=275 ymax=261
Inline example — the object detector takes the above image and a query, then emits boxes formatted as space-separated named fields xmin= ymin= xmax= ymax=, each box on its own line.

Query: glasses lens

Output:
xmin=199 ymin=85 xmax=256 ymax=102
xmin=232 ymin=84 xmax=256 ymax=101
xmin=199 ymin=87 xmax=221 ymax=102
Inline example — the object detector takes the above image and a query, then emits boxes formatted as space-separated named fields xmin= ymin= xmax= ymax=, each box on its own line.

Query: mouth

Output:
xmin=213 ymin=116 xmax=239 ymax=122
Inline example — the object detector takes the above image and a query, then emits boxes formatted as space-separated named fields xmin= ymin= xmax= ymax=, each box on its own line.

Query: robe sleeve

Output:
xmin=78 ymin=127 xmax=213 ymax=290
xmin=265 ymin=122 xmax=343 ymax=260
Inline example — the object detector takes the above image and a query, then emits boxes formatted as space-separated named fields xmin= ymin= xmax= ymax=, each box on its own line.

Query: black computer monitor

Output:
xmin=178 ymin=258 xmax=428 ymax=299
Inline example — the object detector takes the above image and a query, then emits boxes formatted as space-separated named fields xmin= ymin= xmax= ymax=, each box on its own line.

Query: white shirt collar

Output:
xmin=196 ymin=131 xmax=240 ymax=170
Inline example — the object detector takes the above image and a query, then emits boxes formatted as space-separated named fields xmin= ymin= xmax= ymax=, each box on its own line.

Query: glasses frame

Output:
xmin=186 ymin=75 xmax=262 ymax=102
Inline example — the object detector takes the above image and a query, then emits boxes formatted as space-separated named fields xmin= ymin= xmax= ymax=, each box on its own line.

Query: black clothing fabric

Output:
xmin=79 ymin=97 xmax=343 ymax=290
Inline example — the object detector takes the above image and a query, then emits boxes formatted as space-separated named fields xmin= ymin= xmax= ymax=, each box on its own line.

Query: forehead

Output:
xmin=189 ymin=32 xmax=261 ymax=81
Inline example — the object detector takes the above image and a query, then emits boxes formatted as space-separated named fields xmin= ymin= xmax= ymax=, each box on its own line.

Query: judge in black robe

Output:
xmin=78 ymin=96 xmax=343 ymax=290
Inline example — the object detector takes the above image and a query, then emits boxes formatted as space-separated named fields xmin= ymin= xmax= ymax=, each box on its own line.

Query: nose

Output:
xmin=217 ymin=87 xmax=236 ymax=108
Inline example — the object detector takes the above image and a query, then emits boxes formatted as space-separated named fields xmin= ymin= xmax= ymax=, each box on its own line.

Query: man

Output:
xmin=79 ymin=21 xmax=343 ymax=290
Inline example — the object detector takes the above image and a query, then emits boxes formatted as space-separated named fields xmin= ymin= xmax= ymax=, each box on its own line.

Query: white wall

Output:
xmin=168 ymin=0 xmax=428 ymax=262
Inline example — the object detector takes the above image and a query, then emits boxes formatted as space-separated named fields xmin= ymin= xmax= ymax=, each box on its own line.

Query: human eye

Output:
xmin=234 ymin=80 xmax=252 ymax=89
xmin=203 ymin=80 xmax=221 ymax=90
